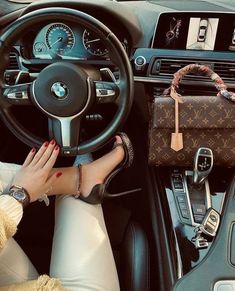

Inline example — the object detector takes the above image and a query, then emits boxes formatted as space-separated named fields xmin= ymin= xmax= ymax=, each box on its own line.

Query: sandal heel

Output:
xmin=106 ymin=187 xmax=142 ymax=198
xmin=79 ymin=184 xmax=106 ymax=204
xmin=77 ymin=132 xmax=135 ymax=205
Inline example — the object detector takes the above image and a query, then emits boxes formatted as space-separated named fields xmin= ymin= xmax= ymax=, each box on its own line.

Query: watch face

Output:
xmin=12 ymin=190 xmax=26 ymax=202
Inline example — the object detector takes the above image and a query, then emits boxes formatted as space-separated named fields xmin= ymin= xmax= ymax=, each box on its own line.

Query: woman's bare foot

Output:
xmin=79 ymin=136 xmax=125 ymax=197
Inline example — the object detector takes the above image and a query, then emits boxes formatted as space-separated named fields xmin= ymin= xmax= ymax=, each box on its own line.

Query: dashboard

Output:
xmin=2 ymin=0 xmax=235 ymax=85
xmin=32 ymin=21 xmax=129 ymax=60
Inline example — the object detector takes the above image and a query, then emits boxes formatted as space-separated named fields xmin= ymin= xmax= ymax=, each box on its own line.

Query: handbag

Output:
xmin=148 ymin=64 xmax=235 ymax=166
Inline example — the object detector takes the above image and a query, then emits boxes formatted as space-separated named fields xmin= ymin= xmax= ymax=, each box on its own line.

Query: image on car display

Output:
xmin=229 ymin=24 xmax=235 ymax=51
xmin=186 ymin=17 xmax=219 ymax=50
xmin=0 ymin=0 xmax=235 ymax=291
xmin=165 ymin=17 xmax=182 ymax=47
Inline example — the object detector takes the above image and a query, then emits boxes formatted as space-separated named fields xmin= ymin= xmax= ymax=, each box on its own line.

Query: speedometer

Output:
xmin=82 ymin=29 xmax=108 ymax=56
xmin=46 ymin=23 xmax=75 ymax=55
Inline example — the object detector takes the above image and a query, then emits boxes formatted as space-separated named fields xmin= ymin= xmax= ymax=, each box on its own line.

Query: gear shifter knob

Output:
xmin=193 ymin=148 xmax=213 ymax=185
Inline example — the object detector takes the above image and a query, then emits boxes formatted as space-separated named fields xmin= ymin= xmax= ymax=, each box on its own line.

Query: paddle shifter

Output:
xmin=193 ymin=148 xmax=213 ymax=185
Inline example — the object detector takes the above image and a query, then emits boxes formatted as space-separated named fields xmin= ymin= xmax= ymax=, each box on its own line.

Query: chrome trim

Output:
xmin=183 ymin=171 xmax=197 ymax=226
xmin=219 ymin=191 xmax=226 ymax=214
xmin=173 ymin=229 xmax=183 ymax=279
xmin=133 ymin=76 xmax=235 ymax=88
xmin=205 ymin=179 xmax=212 ymax=209
xmin=96 ymin=88 xmax=115 ymax=98
xmin=134 ymin=55 xmax=147 ymax=71
xmin=15 ymin=71 xmax=27 ymax=85
xmin=4 ymin=82 xmax=31 ymax=88
xmin=7 ymin=91 xmax=28 ymax=99
xmin=32 ymin=78 xmax=91 ymax=147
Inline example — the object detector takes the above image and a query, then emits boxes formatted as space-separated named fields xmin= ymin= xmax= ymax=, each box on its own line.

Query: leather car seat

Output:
xmin=118 ymin=220 xmax=150 ymax=291
xmin=105 ymin=202 xmax=150 ymax=291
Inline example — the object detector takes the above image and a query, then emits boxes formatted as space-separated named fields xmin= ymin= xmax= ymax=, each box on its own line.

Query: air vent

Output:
xmin=151 ymin=59 xmax=214 ymax=77
xmin=151 ymin=58 xmax=235 ymax=81
xmin=152 ymin=59 xmax=191 ymax=75
xmin=7 ymin=51 xmax=19 ymax=70
xmin=214 ymin=62 xmax=235 ymax=79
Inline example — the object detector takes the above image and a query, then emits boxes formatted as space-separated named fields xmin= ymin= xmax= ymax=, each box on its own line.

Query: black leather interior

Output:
xmin=119 ymin=221 xmax=150 ymax=291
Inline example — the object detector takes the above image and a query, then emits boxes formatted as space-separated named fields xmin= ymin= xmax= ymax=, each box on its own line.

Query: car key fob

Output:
xmin=199 ymin=207 xmax=220 ymax=237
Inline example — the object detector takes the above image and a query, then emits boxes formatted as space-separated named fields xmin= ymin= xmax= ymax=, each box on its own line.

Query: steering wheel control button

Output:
xmin=51 ymin=82 xmax=68 ymax=100
xmin=33 ymin=62 xmax=91 ymax=117
xmin=4 ymin=70 xmax=30 ymax=85
xmin=95 ymin=81 xmax=118 ymax=103
xmin=4 ymin=84 xmax=29 ymax=104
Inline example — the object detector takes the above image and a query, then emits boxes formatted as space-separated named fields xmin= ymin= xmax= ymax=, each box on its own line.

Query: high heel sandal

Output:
xmin=75 ymin=132 xmax=141 ymax=204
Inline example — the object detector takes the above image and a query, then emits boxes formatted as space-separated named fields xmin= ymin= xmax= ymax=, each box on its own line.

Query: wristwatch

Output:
xmin=4 ymin=185 xmax=30 ymax=208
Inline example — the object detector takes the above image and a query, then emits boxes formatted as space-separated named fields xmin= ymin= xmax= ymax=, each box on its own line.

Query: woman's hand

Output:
xmin=11 ymin=140 xmax=62 ymax=202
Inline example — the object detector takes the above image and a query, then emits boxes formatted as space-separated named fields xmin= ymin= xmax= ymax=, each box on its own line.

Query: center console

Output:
xmin=156 ymin=147 xmax=231 ymax=277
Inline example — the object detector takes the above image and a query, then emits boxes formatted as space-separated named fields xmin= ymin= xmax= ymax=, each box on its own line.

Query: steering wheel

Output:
xmin=0 ymin=7 xmax=134 ymax=155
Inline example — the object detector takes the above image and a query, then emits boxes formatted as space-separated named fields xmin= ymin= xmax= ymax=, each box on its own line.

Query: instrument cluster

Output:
xmin=32 ymin=22 xmax=129 ymax=60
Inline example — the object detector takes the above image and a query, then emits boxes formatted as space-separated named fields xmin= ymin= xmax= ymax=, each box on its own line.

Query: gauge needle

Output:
xmin=50 ymin=37 xmax=63 ymax=47
xmin=85 ymin=38 xmax=101 ymax=44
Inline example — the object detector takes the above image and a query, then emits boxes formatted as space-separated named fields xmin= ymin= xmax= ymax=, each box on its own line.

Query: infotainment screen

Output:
xmin=152 ymin=12 xmax=235 ymax=52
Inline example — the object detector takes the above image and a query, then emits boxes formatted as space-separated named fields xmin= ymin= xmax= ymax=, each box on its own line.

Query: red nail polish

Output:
xmin=55 ymin=145 xmax=60 ymax=151
xmin=31 ymin=147 xmax=36 ymax=153
xmin=56 ymin=172 xmax=62 ymax=178
xmin=50 ymin=139 xmax=55 ymax=145
xmin=44 ymin=142 xmax=49 ymax=147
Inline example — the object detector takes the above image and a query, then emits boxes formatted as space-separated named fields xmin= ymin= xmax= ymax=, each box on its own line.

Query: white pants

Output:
xmin=0 ymin=158 xmax=120 ymax=291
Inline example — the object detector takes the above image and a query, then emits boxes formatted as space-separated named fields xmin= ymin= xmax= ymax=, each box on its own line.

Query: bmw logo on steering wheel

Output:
xmin=51 ymin=82 xmax=69 ymax=100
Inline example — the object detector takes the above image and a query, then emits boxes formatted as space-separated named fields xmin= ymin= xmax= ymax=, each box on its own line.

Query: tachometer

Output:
xmin=82 ymin=29 xmax=108 ymax=56
xmin=46 ymin=23 xmax=75 ymax=55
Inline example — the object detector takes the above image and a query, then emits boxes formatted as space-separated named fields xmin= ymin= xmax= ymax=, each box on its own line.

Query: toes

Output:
xmin=115 ymin=135 xmax=123 ymax=145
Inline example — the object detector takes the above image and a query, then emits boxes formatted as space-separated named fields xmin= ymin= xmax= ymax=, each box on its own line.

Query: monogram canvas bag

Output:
xmin=148 ymin=64 xmax=235 ymax=166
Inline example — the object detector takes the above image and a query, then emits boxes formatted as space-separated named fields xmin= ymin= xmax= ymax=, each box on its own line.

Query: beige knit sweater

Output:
xmin=0 ymin=208 xmax=66 ymax=291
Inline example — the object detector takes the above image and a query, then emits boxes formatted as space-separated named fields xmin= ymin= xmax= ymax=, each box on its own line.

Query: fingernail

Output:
xmin=44 ymin=141 xmax=49 ymax=147
xmin=55 ymin=145 xmax=60 ymax=151
xmin=50 ymin=139 xmax=55 ymax=145
xmin=31 ymin=147 xmax=36 ymax=153
xmin=56 ymin=172 xmax=62 ymax=178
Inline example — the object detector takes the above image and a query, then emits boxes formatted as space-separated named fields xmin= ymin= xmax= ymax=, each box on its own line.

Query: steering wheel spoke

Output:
xmin=48 ymin=116 xmax=81 ymax=153
xmin=95 ymin=81 xmax=119 ymax=103
xmin=2 ymin=83 xmax=32 ymax=105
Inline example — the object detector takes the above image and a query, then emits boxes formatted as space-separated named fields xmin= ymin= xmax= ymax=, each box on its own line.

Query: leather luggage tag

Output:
xmin=171 ymin=132 xmax=183 ymax=151
xmin=170 ymin=94 xmax=183 ymax=151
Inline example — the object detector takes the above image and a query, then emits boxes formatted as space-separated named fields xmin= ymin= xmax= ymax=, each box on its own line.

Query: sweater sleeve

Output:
xmin=0 ymin=195 xmax=23 ymax=225
xmin=0 ymin=275 xmax=67 ymax=291
xmin=0 ymin=196 xmax=22 ymax=250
